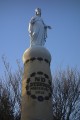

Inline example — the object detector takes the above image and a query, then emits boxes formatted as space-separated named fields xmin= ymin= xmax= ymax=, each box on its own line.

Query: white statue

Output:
xmin=28 ymin=8 xmax=51 ymax=47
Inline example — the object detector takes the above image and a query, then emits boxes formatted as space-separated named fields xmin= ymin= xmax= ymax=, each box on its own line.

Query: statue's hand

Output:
xmin=47 ymin=26 xmax=52 ymax=29
xmin=44 ymin=26 xmax=52 ymax=29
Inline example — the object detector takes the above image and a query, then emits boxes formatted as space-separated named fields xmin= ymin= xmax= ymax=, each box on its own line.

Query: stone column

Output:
xmin=21 ymin=46 xmax=53 ymax=120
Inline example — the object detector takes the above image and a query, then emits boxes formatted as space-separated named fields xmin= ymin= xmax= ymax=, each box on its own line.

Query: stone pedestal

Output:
xmin=21 ymin=46 xmax=53 ymax=120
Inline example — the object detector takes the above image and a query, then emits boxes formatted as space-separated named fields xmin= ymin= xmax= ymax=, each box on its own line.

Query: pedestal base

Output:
xmin=21 ymin=46 xmax=53 ymax=120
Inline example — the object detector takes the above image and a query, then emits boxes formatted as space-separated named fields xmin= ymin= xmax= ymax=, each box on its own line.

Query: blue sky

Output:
xmin=0 ymin=0 xmax=80 ymax=75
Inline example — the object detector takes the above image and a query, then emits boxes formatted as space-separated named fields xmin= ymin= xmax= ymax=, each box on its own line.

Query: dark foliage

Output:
xmin=52 ymin=68 xmax=80 ymax=120
xmin=0 ymin=57 xmax=22 ymax=120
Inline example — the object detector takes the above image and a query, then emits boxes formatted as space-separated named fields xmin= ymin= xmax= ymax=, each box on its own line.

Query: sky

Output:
xmin=0 ymin=0 xmax=80 ymax=75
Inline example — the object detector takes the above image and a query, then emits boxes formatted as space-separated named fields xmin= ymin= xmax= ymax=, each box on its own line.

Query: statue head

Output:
xmin=35 ymin=8 xmax=41 ymax=16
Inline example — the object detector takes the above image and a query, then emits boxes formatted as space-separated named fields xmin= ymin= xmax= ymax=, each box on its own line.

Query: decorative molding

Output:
xmin=26 ymin=71 xmax=52 ymax=102
xmin=25 ymin=57 xmax=50 ymax=65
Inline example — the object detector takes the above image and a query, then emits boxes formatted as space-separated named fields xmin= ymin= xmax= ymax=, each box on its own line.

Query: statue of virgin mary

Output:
xmin=28 ymin=8 xmax=51 ymax=47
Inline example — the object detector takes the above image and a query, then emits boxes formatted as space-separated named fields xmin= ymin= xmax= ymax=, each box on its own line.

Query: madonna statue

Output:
xmin=28 ymin=8 xmax=51 ymax=47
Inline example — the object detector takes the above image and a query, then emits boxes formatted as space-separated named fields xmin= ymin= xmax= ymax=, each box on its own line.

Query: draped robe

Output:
xmin=28 ymin=16 xmax=47 ymax=47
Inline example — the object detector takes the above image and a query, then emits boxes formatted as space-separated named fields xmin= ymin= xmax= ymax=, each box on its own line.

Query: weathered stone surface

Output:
xmin=21 ymin=46 xmax=53 ymax=120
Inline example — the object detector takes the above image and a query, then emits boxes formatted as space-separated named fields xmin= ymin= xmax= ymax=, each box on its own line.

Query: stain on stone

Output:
xmin=30 ymin=57 xmax=36 ymax=61
xmin=45 ymin=96 xmax=49 ymax=100
xmin=27 ymin=91 xmax=31 ymax=95
xmin=37 ymin=57 xmax=43 ymax=61
xmin=44 ymin=74 xmax=49 ymax=79
xmin=26 ymin=85 xmax=29 ymax=90
xmin=31 ymin=95 xmax=36 ymax=99
xmin=49 ymin=93 xmax=52 ymax=98
xmin=44 ymin=59 xmax=49 ymax=63
xmin=48 ymin=80 xmax=51 ymax=85
xmin=30 ymin=72 xmax=36 ymax=77
xmin=26 ymin=59 xmax=30 ymax=64
xmin=27 ymin=78 xmax=30 ymax=83
xmin=37 ymin=71 xmax=43 ymax=75
xmin=38 ymin=96 xmax=44 ymax=102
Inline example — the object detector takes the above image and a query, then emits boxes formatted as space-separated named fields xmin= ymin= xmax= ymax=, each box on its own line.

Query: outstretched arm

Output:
xmin=44 ymin=25 xmax=52 ymax=29
xmin=47 ymin=26 xmax=52 ymax=29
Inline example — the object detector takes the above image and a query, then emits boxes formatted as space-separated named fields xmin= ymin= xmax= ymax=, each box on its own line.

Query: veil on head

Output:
xmin=35 ymin=8 xmax=41 ymax=16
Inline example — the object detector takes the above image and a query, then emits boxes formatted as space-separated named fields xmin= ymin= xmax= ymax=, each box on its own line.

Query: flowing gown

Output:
xmin=28 ymin=16 xmax=47 ymax=47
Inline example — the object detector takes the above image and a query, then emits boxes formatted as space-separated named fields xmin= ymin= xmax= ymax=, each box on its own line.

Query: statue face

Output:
xmin=35 ymin=8 xmax=41 ymax=16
